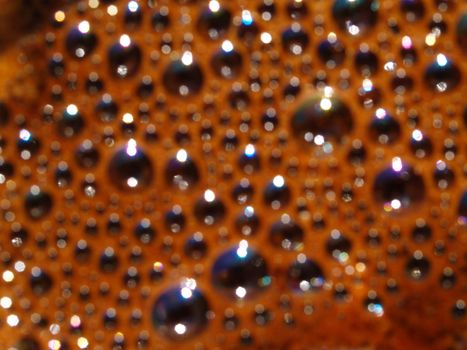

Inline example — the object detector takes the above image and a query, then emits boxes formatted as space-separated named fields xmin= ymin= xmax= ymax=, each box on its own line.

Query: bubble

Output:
xmin=152 ymin=6 xmax=170 ymax=31
xmin=263 ymin=176 xmax=291 ymax=209
xmin=424 ymin=54 xmax=461 ymax=92
xmin=326 ymin=229 xmax=351 ymax=262
xmin=124 ymin=1 xmax=142 ymax=28
xmin=17 ymin=129 xmax=41 ymax=160
xmin=134 ymin=219 xmax=155 ymax=244
xmin=368 ymin=108 xmax=401 ymax=144
xmin=14 ymin=337 xmax=41 ymax=350
xmin=354 ymin=46 xmax=379 ymax=75
xmin=165 ymin=205 xmax=186 ymax=233
xmin=458 ymin=191 xmax=467 ymax=224
xmin=194 ymin=190 xmax=226 ymax=225
xmin=411 ymin=220 xmax=432 ymax=243
xmin=24 ymin=186 xmax=53 ymax=220
xmin=75 ymin=140 xmax=99 ymax=168
xmin=211 ymin=241 xmax=270 ymax=299
xmin=237 ymin=10 xmax=259 ymax=44
xmin=235 ymin=206 xmax=260 ymax=236
xmin=332 ymin=0 xmax=379 ymax=36
xmin=281 ymin=24 xmax=309 ymax=55
xmin=400 ymin=0 xmax=426 ymax=22
xmin=291 ymin=89 xmax=353 ymax=143
xmin=184 ymin=232 xmax=208 ymax=259
xmin=373 ymin=159 xmax=425 ymax=212
xmin=107 ymin=140 xmax=153 ymax=191
xmin=99 ymin=247 xmax=119 ymax=273
xmin=65 ymin=21 xmax=97 ymax=58
xmin=317 ymin=33 xmax=346 ymax=67
xmin=0 ymin=101 xmax=9 ymax=125
xmin=286 ymin=0 xmax=309 ymax=19
xmin=409 ymin=129 xmax=433 ymax=158
xmin=163 ymin=53 xmax=204 ymax=96
xmin=433 ymin=160 xmax=454 ymax=189
xmin=165 ymin=149 xmax=199 ymax=189
xmin=287 ymin=255 xmax=325 ymax=292
xmin=30 ymin=267 xmax=52 ymax=295
xmin=152 ymin=279 xmax=209 ymax=340
xmin=211 ymin=41 xmax=243 ymax=79
xmin=108 ymin=35 xmax=142 ymax=78
xmin=456 ymin=13 xmax=467 ymax=52
xmin=406 ymin=252 xmax=431 ymax=280
xmin=95 ymin=94 xmax=118 ymax=122
xmin=269 ymin=215 xmax=304 ymax=251
xmin=196 ymin=2 xmax=231 ymax=39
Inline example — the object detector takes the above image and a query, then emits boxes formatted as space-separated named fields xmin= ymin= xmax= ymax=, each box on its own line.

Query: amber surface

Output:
xmin=0 ymin=1 xmax=466 ymax=349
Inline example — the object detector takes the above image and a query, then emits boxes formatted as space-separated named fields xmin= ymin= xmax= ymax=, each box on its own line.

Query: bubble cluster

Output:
xmin=0 ymin=0 xmax=464 ymax=349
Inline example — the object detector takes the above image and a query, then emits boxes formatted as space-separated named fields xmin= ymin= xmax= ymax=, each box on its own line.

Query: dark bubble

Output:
xmin=409 ymin=129 xmax=433 ymax=158
xmin=232 ymin=178 xmax=254 ymax=204
xmin=326 ymin=229 xmax=352 ymax=262
xmin=86 ymin=72 xmax=104 ymax=94
xmin=211 ymin=242 xmax=270 ymax=299
xmin=124 ymin=1 xmax=143 ymax=28
xmin=152 ymin=6 xmax=170 ymax=31
xmin=354 ymin=47 xmax=379 ymax=75
xmin=287 ymin=255 xmax=325 ymax=292
xmin=424 ymin=54 xmax=461 ymax=92
xmin=163 ymin=54 xmax=204 ymax=96
xmin=358 ymin=81 xmax=382 ymax=108
xmin=194 ymin=190 xmax=226 ymax=225
xmin=0 ymin=101 xmax=9 ymax=125
xmin=107 ymin=140 xmax=153 ymax=191
xmin=96 ymin=94 xmax=118 ymax=122
xmin=235 ymin=206 xmax=260 ymax=236
xmin=196 ymin=3 xmax=231 ymax=39
xmin=30 ymin=267 xmax=52 ymax=295
xmin=24 ymin=186 xmax=53 ymax=220
xmin=49 ymin=54 xmax=65 ymax=77
xmin=433 ymin=160 xmax=454 ymax=189
xmin=457 ymin=190 xmax=467 ymax=224
xmin=238 ymin=144 xmax=261 ymax=173
xmin=165 ymin=149 xmax=200 ymax=190
xmin=406 ymin=253 xmax=431 ymax=280
xmin=281 ymin=24 xmax=309 ymax=55
xmin=134 ymin=218 xmax=155 ymax=244
xmin=456 ymin=13 xmax=467 ymax=52
xmin=400 ymin=0 xmax=426 ymax=22
xmin=211 ymin=41 xmax=243 ymax=79
xmin=317 ymin=34 xmax=346 ymax=67
xmin=263 ymin=176 xmax=291 ymax=209
xmin=184 ymin=232 xmax=208 ymax=259
xmin=57 ymin=104 xmax=84 ymax=138
xmin=286 ymin=0 xmax=309 ymax=19
xmin=368 ymin=108 xmax=401 ymax=144
xmin=165 ymin=205 xmax=186 ymax=233
xmin=108 ymin=35 xmax=142 ymax=78
xmin=411 ymin=220 xmax=432 ymax=243
xmin=55 ymin=161 xmax=72 ymax=187
xmin=237 ymin=10 xmax=259 ymax=44
xmin=14 ymin=337 xmax=41 ymax=350
xmin=373 ymin=159 xmax=425 ymax=211
xmin=17 ymin=129 xmax=41 ymax=159
xmin=269 ymin=215 xmax=304 ymax=251
xmin=99 ymin=247 xmax=119 ymax=273
xmin=291 ymin=91 xmax=353 ymax=143
xmin=347 ymin=139 xmax=366 ymax=164
xmin=332 ymin=0 xmax=379 ymax=35
xmin=65 ymin=21 xmax=97 ymax=58
xmin=152 ymin=280 xmax=209 ymax=339
xmin=75 ymin=140 xmax=99 ymax=168
xmin=0 ymin=157 xmax=14 ymax=182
